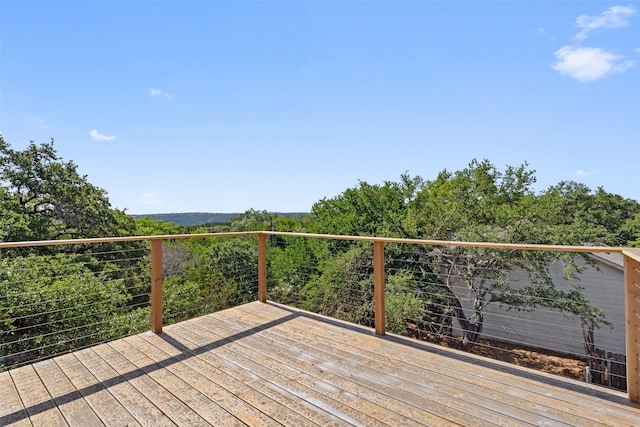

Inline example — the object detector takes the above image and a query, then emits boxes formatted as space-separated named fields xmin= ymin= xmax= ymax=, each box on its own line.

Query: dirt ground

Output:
xmin=467 ymin=339 xmax=586 ymax=379
xmin=410 ymin=331 xmax=586 ymax=380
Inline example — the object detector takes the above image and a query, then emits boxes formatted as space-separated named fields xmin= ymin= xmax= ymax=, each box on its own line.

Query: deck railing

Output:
xmin=623 ymin=248 xmax=640 ymax=402
xmin=1 ymin=232 xmax=638 ymax=402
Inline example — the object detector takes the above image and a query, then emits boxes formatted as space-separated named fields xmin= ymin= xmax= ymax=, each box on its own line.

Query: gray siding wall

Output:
xmin=462 ymin=258 xmax=625 ymax=357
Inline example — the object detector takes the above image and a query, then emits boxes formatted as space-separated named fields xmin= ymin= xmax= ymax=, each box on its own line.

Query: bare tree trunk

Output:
xmin=440 ymin=282 xmax=484 ymax=351
xmin=414 ymin=246 xmax=485 ymax=351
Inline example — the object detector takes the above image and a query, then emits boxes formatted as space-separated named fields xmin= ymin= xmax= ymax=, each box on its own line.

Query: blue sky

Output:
xmin=1 ymin=1 xmax=638 ymax=214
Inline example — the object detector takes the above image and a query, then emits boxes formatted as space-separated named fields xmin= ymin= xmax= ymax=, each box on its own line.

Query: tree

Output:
xmin=309 ymin=177 xmax=415 ymax=238
xmin=537 ymin=182 xmax=640 ymax=246
xmin=134 ymin=217 xmax=184 ymax=236
xmin=621 ymin=213 xmax=640 ymax=247
xmin=0 ymin=253 xmax=149 ymax=368
xmin=303 ymin=160 xmax=621 ymax=352
xmin=229 ymin=209 xmax=274 ymax=232
xmin=0 ymin=137 xmax=134 ymax=245
xmin=400 ymin=160 xmax=618 ymax=351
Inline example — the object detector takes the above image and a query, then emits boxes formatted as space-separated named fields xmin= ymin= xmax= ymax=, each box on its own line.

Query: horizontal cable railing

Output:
xmin=0 ymin=243 xmax=150 ymax=369
xmin=0 ymin=233 xmax=257 ymax=371
xmin=264 ymin=232 xmax=639 ymax=401
xmin=1 ymin=231 xmax=638 ymax=402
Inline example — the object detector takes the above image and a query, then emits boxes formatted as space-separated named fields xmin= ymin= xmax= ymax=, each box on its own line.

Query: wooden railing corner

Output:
xmin=623 ymin=249 xmax=640 ymax=403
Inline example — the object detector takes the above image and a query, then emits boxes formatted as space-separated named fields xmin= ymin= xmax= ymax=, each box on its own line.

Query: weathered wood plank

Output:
xmin=53 ymin=353 xmax=141 ymax=427
xmin=0 ymin=371 xmax=31 ymax=427
xmin=177 ymin=316 xmax=463 ymax=426
xmin=236 ymin=302 xmax=640 ymax=426
xmin=202 ymin=307 xmax=522 ymax=426
xmin=9 ymin=364 xmax=68 ymax=426
xmin=134 ymin=331 xmax=326 ymax=427
xmin=168 ymin=322 xmax=388 ymax=426
xmin=220 ymin=308 xmax=542 ymax=425
xmin=73 ymin=347 xmax=177 ymax=427
xmin=91 ymin=342 xmax=211 ymax=426
xmin=32 ymin=359 xmax=104 ymax=426
xmin=6 ymin=302 xmax=640 ymax=427
xmin=284 ymin=310 xmax=640 ymax=425
xmin=110 ymin=336 xmax=245 ymax=426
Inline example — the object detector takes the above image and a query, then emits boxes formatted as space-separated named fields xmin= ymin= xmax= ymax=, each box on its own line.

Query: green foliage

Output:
xmin=384 ymin=273 xmax=430 ymax=335
xmin=302 ymin=159 xmax=637 ymax=351
xmin=2 ymin=134 xmax=637 ymax=366
xmin=0 ymin=254 xmax=146 ymax=368
xmin=621 ymin=213 xmax=640 ymax=247
xmin=268 ymin=236 xmax=319 ymax=304
xmin=163 ymin=234 xmax=262 ymax=321
xmin=535 ymin=181 xmax=639 ymax=246
xmin=0 ymin=137 xmax=132 ymax=245
xmin=229 ymin=209 xmax=275 ymax=232
xmin=134 ymin=217 xmax=184 ymax=236
xmin=299 ymin=244 xmax=373 ymax=324
xmin=309 ymin=178 xmax=412 ymax=237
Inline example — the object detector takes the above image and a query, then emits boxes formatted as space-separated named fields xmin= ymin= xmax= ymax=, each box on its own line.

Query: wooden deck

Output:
xmin=2 ymin=302 xmax=639 ymax=426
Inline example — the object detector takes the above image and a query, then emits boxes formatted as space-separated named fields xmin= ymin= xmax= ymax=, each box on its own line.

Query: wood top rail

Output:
xmin=622 ymin=248 xmax=640 ymax=263
xmin=0 ymin=232 xmax=254 ymax=248
xmin=1 ymin=229 xmax=638 ymax=403
xmin=0 ymin=230 xmax=626 ymax=254
xmin=263 ymin=231 xmax=625 ymax=254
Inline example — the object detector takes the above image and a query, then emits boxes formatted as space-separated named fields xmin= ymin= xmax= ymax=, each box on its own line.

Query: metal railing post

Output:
xmin=374 ymin=240 xmax=385 ymax=336
xmin=258 ymin=233 xmax=267 ymax=303
xmin=624 ymin=251 xmax=640 ymax=403
xmin=151 ymin=238 xmax=163 ymax=333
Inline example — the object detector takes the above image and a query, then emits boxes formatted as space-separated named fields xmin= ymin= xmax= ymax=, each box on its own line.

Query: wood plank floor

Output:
xmin=2 ymin=301 xmax=639 ymax=426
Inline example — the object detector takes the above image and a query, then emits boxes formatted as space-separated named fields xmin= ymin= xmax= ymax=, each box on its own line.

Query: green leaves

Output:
xmin=0 ymin=137 xmax=131 ymax=245
xmin=0 ymin=254 xmax=144 ymax=367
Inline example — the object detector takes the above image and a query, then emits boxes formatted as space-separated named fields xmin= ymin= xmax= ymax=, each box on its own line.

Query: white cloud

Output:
xmin=150 ymin=88 xmax=173 ymax=101
xmin=89 ymin=129 xmax=116 ymax=141
xmin=575 ymin=169 xmax=591 ymax=177
xmin=575 ymin=5 xmax=636 ymax=41
xmin=552 ymin=6 xmax=635 ymax=82
xmin=551 ymin=46 xmax=634 ymax=82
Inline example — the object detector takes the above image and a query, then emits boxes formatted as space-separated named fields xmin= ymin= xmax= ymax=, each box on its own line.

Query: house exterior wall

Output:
xmin=475 ymin=257 xmax=625 ymax=358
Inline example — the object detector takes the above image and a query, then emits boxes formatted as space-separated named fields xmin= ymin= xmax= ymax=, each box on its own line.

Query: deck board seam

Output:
xmin=112 ymin=337 xmax=246 ymax=426
xmin=135 ymin=330 xmax=347 ymax=427
xmin=54 ymin=353 xmax=143 ymax=427
xmin=130 ymin=332 xmax=298 ymax=427
xmin=216 ymin=309 xmax=554 ymax=426
xmin=173 ymin=320 xmax=415 ymax=426
xmin=101 ymin=340 xmax=215 ymax=427
xmin=169 ymin=320 xmax=398 ymax=427
xmin=0 ymin=370 xmax=32 ymax=426
xmin=33 ymin=359 xmax=106 ymax=426
xmin=259 ymin=301 xmax=636 ymax=406
xmin=249 ymin=303 xmax=640 ymax=411
xmin=276 ymin=309 xmax=640 ymax=422
xmin=10 ymin=364 xmax=69 ymax=426
xmin=133 ymin=332 xmax=294 ymax=427
xmin=230 ymin=303 xmax=633 ymax=426
xmin=74 ymin=347 xmax=178 ymax=427
xmin=208 ymin=307 xmax=551 ymax=427
xmin=178 ymin=315 xmax=467 ymax=426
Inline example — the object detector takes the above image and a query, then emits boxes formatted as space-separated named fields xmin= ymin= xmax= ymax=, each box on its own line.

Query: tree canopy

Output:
xmin=297 ymin=159 xmax=639 ymax=351
xmin=0 ymin=137 xmax=136 ymax=244
xmin=2 ymin=135 xmax=638 ymax=368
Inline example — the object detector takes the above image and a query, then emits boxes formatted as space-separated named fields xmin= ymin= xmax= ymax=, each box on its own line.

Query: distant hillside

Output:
xmin=131 ymin=212 xmax=307 ymax=227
